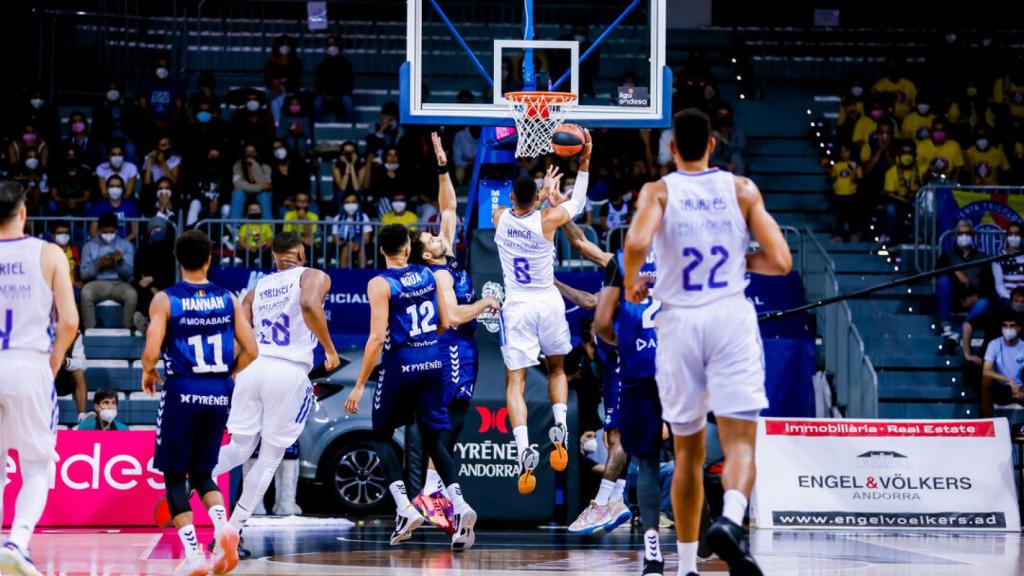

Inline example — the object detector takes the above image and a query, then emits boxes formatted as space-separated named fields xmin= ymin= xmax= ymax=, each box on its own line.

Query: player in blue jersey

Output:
xmin=344 ymin=224 xmax=478 ymax=550
xmin=141 ymin=230 xmax=258 ymax=576
xmin=404 ymin=133 xmax=501 ymax=532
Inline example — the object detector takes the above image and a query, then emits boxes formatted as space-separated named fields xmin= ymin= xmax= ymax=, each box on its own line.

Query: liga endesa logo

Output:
xmin=476 ymin=406 xmax=510 ymax=434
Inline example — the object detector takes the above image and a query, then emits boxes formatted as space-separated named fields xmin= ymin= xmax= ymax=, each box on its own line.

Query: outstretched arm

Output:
xmin=562 ymin=220 xmax=613 ymax=267
xmin=737 ymin=176 xmax=792 ymax=276
xmin=554 ymin=278 xmax=598 ymax=310
xmin=300 ymin=269 xmax=340 ymax=371
xmin=432 ymin=131 xmax=458 ymax=255
xmin=542 ymin=134 xmax=592 ymax=234
xmin=623 ymin=181 xmax=666 ymax=303
xmin=435 ymin=269 xmax=500 ymax=325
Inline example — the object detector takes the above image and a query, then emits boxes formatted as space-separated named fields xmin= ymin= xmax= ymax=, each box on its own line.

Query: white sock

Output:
xmin=231 ymin=444 xmax=285 ymax=531
xmin=644 ymin=529 xmax=663 ymax=561
xmin=513 ymin=425 xmax=530 ymax=456
xmin=612 ymin=479 xmax=627 ymax=502
xmin=676 ymin=540 xmax=698 ymax=575
xmin=9 ymin=459 xmax=50 ymax=550
xmin=229 ymin=504 xmax=252 ymax=532
xmin=594 ymin=479 xmax=615 ymax=506
xmin=552 ymin=403 xmax=568 ymax=428
xmin=208 ymin=504 xmax=228 ymax=537
xmin=390 ymin=481 xmax=413 ymax=514
xmin=178 ymin=524 xmax=204 ymax=560
xmin=426 ymin=468 xmax=445 ymax=494
xmin=446 ymin=482 xmax=468 ymax=513
xmin=722 ymin=489 xmax=748 ymax=526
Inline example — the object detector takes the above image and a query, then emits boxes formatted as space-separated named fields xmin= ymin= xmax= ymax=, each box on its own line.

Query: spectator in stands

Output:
xmin=315 ymin=35 xmax=355 ymax=123
xmin=236 ymin=202 xmax=274 ymax=267
xmin=452 ymin=125 xmax=479 ymax=185
xmin=94 ymin=81 xmax=139 ymax=162
xmin=78 ymin=389 xmax=130 ymax=431
xmin=380 ymin=192 xmax=417 ymax=230
xmin=270 ymin=138 xmax=310 ymax=217
xmin=917 ymin=118 xmax=964 ymax=183
xmin=229 ymin=92 xmax=276 ymax=155
xmin=142 ymin=136 xmax=181 ymax=188
xmin=49 ymin=148 xmax=94 ymax=216
xmin=80 ymin=211 xmax=138 ymax=330
xmin=710 ymin=102 xmax=746 ymax=175
xmin=835 ymin=95 xmax=864 ymax=147
xmin=61 ymin=110 xmax=100 ymax=168
xmin=51 ymin=222 xmax=82 ymax=299
xmin=881 ymin=139 xmax=922 ymax=243
xmin=327 ymin=192 xmax=371 ymax=269
xmin=152 ymin=177 xmax=176 ymax=221
xmin=599 ymin=187 xmax=632 ymax=243
xmin=948 ymin=78 xmax=997 ymax=142
xmin=96 ymin=143 xmax=139 ymax=200
xmin=872 ymin=58 xmax=917 ymax=119
xmin=332 ymin=141 xmax=365 ymax=199
xmin=13 ymin=149 xmax=47 ymax=215
xmin=859 ymin=121 xmax=895 ymax=212
xmin=8 ymin=123 xmax=49 ymax=172
xmin=837 ymin=78 xmax=866 ymax=129
xmin=367 ymin=146 xmax=403 ymax=215
xmin=965 ymin=125 xmax=1011 ymax=186
xmin=186 ymin=145 xmax=231 ymax=227
xmin=900 ymin=96 xmax=936 ymax=143
xmin=283 ymin=191 xmax=320 ymax=250
xmin=89 ymin=175 xmax=139 ymax=242
xmin=15 ymin=88 xmax=59 ymax=143
xmin=981 ymin=311 xmax=1024 ymax=417
xmin=231 ymin=143 xmax=273 ymax=219
xmin=137 ymin=56 xmax=185 ymax=143
xmin=936 ymin=220 xmax=992 ymax=342
xmin=132 ymin=216 xmax=176 ymax=331
xmin=264 ymin=35 xmax=304 ymax=123
xmin=993 ymin=58 xmax=1024 ymax=120
xmin=852 ymin=100 xmax=894 ymax=148
xmin=367 ymin=102 xmax=401 ymax=158
xmin=187 ymin=71 xmax=222 ymax=117
xmin=830 ymin=143 xmax=862 ymax=243
xmin=182 ymin=96 xmax=229 ymax=168
xmin=993 ymin=223 xmax=1024 ymax=304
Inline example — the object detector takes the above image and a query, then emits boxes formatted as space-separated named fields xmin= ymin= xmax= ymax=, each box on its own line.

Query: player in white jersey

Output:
xmin=492 ymin=133 xmax=592 ymax=494
xmin=212 ymin=232 xmax=339 ymax=546
xmin=624 ymin=109 xmax=791 ymax=576
xmin=0 ymin=181 xmax=78 ymax=576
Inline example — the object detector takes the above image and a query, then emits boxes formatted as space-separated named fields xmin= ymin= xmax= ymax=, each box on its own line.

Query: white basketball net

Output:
xmin=505 ymin=91 xmax=577 ymax=158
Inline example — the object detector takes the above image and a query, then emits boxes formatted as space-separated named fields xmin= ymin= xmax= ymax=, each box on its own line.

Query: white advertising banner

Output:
xmin=752 ymin=418 xmax=1020 ymax=531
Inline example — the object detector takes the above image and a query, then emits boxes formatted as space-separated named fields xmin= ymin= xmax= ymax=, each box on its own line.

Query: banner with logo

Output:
xmin=936 ymin=187 xmax=1024 ymax=253
xmin=3 ymin=431 xmax=227 ymax=527
xmin=752 ymin=418 xmax=1020 ymax=531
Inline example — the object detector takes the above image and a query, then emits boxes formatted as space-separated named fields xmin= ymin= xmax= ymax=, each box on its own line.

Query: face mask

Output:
xmin=917 ymin=103 xmax=930 ymax=115
xmin=25 ymin=158 xmax=39 ymax=170
xmin=246 ymin=100 xmax=260 ymax=112
xmin=343 ymin=202 xmax=359 ymax=215
xmin=150 ymin=231 xmax=165 ymax=243
xmin=108 ymin=187 xmax=124 ymax=200
xmin=956 ymin=234 xmax=973 ymax=248
xmin=869 ymin=109 xmax=884 ymax=121
xmin=385 ymin=162 xmax=400 ymax=171
xmin=109 ymin=155 xmax=124 ymax=168
xmin=157 ymin=188 xmax=172 ymax=199
xmin=197 ymin=111 xmax=212 ymax=123
xmin=327 ymin=46 xmax=340 ymax=57
xmin=966 ymin=87 xmax=978 ymax=98
xmin=899 ymin=154 xmax=914 ymax=167
xmin=279 ymin=45 xmax=291 ymax=55
xmin=1013 ymin=303 xmax=1024 ymax=313
xmin=931 ymin=130 xmax=947 ymax=144
xmin=71 ymin=121 xmax=86 ymax=134
xmin=30 ymin=98 xmax=44 ymax=109
xmin=106 ymin=89 xmax=120 ymax=102
xmin=288 ymin=103 xmax=302 ymax=115
xmin=22 ymin=132 xmax=36 ymax=144
xmin=1004 ymin=328 xmax=1019 ymax=341
xmin=248 ymin=212 xmax=262 ymax=220
xmin=582 ymin=437 xmax=598 ymax=454
xmin=850 ymin=86 xmax=864 ymax=97
xmin=274 ymin=147 xmax=288 ymax=160
xmin=1009 ymin=235 xmax=1022 ymax=249
xmin=976 ymin=138 xmax=990 ymax=150
xmin=392 ymin=201 xmax=407 ymax=212
xmin=100 ymin=233 xmax=117 ymax=243
xmin=55 ymin=233 xmax=70 ymax=246
xmin=155 ymin=67 xmax=169 ymax=79
xmin=99 ymin=408 xmax=117 ymax=423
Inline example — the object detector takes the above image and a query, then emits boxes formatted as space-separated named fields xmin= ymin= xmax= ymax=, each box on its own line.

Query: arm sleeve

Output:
xmin=79 ymin=242 xmax=98 ymax=281
xmin=603 ymin=257 xmax=623 ymax=289
xmin=562 ymin=170 xmax=589 ymax=219
xmin=984 ymin=340 xmax=998 ymax=363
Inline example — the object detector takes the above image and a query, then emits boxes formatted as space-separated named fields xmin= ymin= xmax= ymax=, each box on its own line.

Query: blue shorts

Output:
xmin=442 ymin=336 xmax=478 ymax=406
xmin=372 ymin=348 xmax=449 ymax=434
xmin=154 ymin=376 xmax=233 ymax=475
xmin=618 ymin=377 xmax=662 ymax=457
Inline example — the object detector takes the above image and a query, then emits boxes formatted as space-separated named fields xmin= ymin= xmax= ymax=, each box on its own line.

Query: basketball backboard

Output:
xmin=401 ymin=0 xmax=669 ymax=128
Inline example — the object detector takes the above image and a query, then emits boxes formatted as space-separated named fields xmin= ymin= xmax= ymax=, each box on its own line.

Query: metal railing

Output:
xmin=800 ymin=228 xmax=878 ymax=418
xmin=25 ymin=216 xmax=156 ymax=252
xmin=914 ymin=184 xmax=1024 ymax=273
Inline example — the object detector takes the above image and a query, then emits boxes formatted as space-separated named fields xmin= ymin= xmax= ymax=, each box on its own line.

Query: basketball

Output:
xmin=551 ymin=123 xmax=588 ymax=157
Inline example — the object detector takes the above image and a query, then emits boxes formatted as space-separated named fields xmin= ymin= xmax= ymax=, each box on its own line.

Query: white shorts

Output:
xmin=226 ymin=355 xmax=314 ymax=449
xmin=499 ymin=288 xmax=573 ymax=371
xmin=0 ymin=352 xmax=58 ymax=464
xmin=655 ymin=294 xmax=768 ymax=425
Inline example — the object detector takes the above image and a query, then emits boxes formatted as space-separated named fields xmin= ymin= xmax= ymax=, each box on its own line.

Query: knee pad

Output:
xmin=165 ymin=474 xmax=192 ymax=517
xmin=716 ymin=409 xmax=761 ymax=423
xmin=670 ymin=416 xmax=708 ymax=437
xmin=190 ymin=471 xmax=219 ymax=498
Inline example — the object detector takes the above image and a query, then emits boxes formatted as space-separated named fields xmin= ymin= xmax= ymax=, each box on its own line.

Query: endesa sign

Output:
xmin=2 ymin=431 xmax=227 ymax=527
xmin=752 ymin=418 xmax=1020 ymax=531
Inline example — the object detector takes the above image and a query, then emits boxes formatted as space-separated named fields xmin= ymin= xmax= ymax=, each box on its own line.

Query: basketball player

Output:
xmin=141 ymin=230 xmax=258 ymax=576
xmin=344 ymin=224 xmax=477 ymax=550
xmin=0 ymin=181 xmax=78 ymax=576
xmin=493 ymin=133 xmax=592 ymax=494
xmin=624 ymin=108 xmax=792 ymax=576
xmin=405 ymin=133 xmax=500 ymax=530
xmin=212 ymin=232 xmax=340 ymax=543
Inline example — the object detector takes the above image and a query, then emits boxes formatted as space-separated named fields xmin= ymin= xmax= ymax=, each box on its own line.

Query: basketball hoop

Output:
xmin=505 ymin=91 xmax=577 ymax=158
